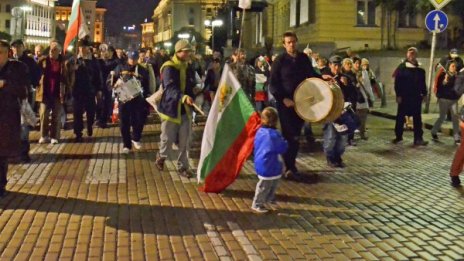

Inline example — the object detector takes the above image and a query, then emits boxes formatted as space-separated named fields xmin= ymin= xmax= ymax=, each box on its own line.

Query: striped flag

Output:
xmin=63 ymin=0 xmax=90 ymax=53
xmin=197 ymin=64 xmax=261 ymax=193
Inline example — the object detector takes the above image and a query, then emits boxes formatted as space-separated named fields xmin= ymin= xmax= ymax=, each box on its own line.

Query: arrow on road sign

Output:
xmin=433 ymin=14 xmax=440 ymax=32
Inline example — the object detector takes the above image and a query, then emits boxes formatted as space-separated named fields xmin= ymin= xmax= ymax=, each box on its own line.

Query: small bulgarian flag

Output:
xmin=197 ymin=64 xmax=261 ymax=193
xmin=63 ymin=0 xmax=90 ymax=53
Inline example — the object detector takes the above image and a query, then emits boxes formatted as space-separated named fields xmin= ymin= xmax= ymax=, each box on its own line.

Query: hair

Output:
xmin=261 ymin=107 xmax=279 ymax=127
xmin=318 ymin=57 xmax=327 ymax=66
xmin=342 ymin=58 xmax=353 ymax=66
xmin=49 ymin=40 xmax=62 ymax=52
xmin=0 ymin=40 xmax=10 ymax=50
xmin=282 ymin=31 xmax=298 ymax=43
xmin=233 ymin=48 xmax=245 ymax=55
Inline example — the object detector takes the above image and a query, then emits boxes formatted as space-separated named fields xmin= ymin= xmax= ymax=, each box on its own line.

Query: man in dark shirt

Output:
xmin=269 ymin=31 xmax=319 ymax=180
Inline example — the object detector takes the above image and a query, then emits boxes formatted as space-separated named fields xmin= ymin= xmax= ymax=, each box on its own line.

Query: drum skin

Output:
xmin=294 ymin=78 xmax=344 ymax=123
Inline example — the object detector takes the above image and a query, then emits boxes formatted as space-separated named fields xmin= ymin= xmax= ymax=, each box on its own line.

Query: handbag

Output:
xmin=21 ymin=99 xmax=38 ymax=127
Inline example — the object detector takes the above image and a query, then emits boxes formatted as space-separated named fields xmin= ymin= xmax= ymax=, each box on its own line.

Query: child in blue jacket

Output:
xmin=252 ymin=107 xmax=288 ymax=213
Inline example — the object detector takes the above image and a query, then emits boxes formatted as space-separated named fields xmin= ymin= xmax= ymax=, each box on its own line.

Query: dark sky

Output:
xmin=58 ymin=0 xmax=158 ymax=33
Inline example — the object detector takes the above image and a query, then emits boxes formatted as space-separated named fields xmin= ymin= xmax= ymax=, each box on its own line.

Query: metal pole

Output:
xmin=425 ymin=31 xmax=437 ymax=113
xmin=212 ymin=26 xmax=215 ymax=51
xmin=238 ymin=9 xmax=246 ymax=49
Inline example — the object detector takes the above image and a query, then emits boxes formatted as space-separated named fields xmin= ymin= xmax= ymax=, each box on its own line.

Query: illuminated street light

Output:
xmin=205 ymin=19 xmax=223 ymax=51
xmin=178 ymin=33 xmax=190 ymax=39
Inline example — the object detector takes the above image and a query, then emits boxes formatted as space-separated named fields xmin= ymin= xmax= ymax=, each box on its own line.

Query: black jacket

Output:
xmin=394 ymin=61 xmax=427 ymax=115
xmin=73 ymin=57 xmax=102 ymax=98
xmin=270 ymin=52 xmax=319 ymax=103
xmin=436 ymin=72 xmax=460 ymax=100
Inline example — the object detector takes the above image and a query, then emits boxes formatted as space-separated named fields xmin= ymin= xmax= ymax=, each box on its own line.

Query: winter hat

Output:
xmin=175 ymin=40 xmax=192 ymax=53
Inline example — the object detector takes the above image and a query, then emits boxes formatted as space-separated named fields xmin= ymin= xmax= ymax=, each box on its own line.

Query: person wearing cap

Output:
xmin=110 ymin=50 xmax=150 ymax=153
xmin=0 ymin=40 xmax=28 ymax=196
xmin=155 ymin=40 xmax=196 ymax=178
xmin=438 ymin=48 xmax=463 ymax=72
xmin=392 ymin=47 xmax=428 ymax=146
xmin=269 ymin=31 xmax=320 ymax=180
xmin=10 ymin=39 xmax=41 ymax=162
xmin=70 ymin=39 xmax=102 ymax=142
xmin=320 ymin=55 xmax=352 ymax=168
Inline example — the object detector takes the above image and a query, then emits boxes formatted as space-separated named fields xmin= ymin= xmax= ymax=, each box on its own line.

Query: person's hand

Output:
xmin=396 ymin=96 xmax=402 ymax=104
xmin=0 ymin=80 xmax=4 ymax=89
xmin=340 ymin=76 xmax=348 ymax=86
xmin=444 ymin=74 xmax=450 ymax=83
xmin=283 ymin=98 xmax=295 ymax=108
xmin=184 ymin=96 xmax=194 ymax=106
xmin=321 ymin=74 xmax=333 ymax=81
xmin=96 ymin=91 xmax=103 ymax=100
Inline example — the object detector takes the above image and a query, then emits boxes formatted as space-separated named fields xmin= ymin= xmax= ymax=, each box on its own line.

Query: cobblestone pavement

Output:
xmin=1 ymin=115 xmax=464 ymax=260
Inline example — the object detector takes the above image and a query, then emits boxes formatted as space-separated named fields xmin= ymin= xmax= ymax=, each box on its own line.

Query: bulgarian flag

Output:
xmin=63 ymin=0 xmax=90 ymax=53
xmin=197 ymin=64 xmax=261 ymax=193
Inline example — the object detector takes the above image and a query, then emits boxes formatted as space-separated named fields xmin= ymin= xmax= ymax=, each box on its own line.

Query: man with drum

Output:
xmin=111 ymin=51 xmax=150 ymax=154
xmin=269 ymin=31 xmax=319 ymax=180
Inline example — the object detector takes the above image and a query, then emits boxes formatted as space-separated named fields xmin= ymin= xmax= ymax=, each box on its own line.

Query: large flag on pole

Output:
xmin=197 ymin=64 xmax=261 ymax=193
xmin=63 ymin=0 xmax=90 ymax=53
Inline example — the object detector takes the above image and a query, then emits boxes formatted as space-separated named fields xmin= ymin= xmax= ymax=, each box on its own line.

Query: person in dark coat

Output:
xmin=269 ymin=31 xmax=320 ymax=180
xmin=11 ymin=39 xmax=40 ymax=162
xmin=0 ymin=40 xmax=28 ymax=196
xmin=111 ymin=50 xmax=151 ymax=153
xmin=97 ymin=45 xmax=119 ymax=128
xmin=71 ymin=39 xmax=102 ymax=142
xmin=392 ymin=47 xmax=428 ymax=146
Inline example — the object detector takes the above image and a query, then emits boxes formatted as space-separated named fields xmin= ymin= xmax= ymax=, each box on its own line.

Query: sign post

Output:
xmin=424 ymin=9 xmax=449 ymax=113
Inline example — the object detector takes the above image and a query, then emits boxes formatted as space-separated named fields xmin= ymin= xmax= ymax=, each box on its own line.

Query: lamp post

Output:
xmin=204 ymin=19 xmax=223 ymax=51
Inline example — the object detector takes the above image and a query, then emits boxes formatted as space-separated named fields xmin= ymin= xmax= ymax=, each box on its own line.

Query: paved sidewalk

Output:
xmin=370 ymin=97 xmax=458 ymax=137
xmin=1 ymin=115 xmax=464 ymax=260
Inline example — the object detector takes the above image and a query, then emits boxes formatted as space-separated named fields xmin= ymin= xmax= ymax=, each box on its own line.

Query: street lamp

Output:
xmin=205 ymin=19 xmax=223 ymax=51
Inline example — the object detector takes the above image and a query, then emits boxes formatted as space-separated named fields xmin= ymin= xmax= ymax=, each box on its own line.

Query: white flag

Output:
xmin=78 ymin=8 xmax=91 ymax=39
xmin=239 ymin=0 xmax=251 ymax=9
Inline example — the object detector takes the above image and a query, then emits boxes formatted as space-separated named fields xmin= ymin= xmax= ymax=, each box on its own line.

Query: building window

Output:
xmin=6 ymin=4 xmax=11 ymax=13
xmin=357 ymin=0 xmax=376 ymax=26
xmin=5 ymin=20 xmax=10 ymax=29
xmin=290 ymin=0 xmax=315 ymax=27
xmin=188 ymin=17 xmax=194 ymax=26
xmin=398 ymin=11 xmax=417 ymax=28
xmin=0 ymin=4 xmax=2 ymax=13
xmin=189 ymin=8 xmax=195 ymax=14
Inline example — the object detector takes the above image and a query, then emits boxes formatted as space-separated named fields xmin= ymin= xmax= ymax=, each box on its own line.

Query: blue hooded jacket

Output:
xmin=254 ymin=126 xmax=288 ymax=179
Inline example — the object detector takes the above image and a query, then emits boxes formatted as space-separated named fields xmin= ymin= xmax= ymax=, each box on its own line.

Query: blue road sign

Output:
xmin=425 ymin=10 xmax=448 ymax=33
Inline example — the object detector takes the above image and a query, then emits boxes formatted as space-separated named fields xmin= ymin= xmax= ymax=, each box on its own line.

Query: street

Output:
xmin=1 ymin=115 xmax=463 ymax=260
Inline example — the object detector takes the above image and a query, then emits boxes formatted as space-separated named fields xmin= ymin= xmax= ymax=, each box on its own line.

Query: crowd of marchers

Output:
xmin=1 ymin=31 xmax=464 ymax=208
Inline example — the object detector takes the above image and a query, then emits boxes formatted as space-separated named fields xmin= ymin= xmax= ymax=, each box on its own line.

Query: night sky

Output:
xmin=58 ymin=0 xmax=158 ymax=33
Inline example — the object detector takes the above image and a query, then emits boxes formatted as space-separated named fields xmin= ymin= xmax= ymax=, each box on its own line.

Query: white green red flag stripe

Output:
xmin=63 ymin=0 xmax=90 ymax=53
xmin=197 ymin=64 xmax=261 ymax=193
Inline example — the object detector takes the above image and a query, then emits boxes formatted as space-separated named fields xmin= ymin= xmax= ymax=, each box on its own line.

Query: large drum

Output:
xmin=294 ymin=78 xmax=344 ymax=123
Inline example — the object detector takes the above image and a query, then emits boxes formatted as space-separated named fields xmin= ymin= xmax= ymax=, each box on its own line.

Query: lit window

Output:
xmin=357 ymin=0 xmax=376 ymax=26
xmin=5 ymin=20 xmax=10 ymax=29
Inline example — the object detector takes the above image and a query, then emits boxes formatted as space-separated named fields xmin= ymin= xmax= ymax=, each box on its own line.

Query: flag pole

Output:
xmin=238 ymin=8 xmax=246 ymax=50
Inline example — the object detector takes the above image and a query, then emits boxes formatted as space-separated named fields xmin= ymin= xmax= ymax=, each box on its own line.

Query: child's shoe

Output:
xmin=251 ymin=206 xmax=269 ymax=214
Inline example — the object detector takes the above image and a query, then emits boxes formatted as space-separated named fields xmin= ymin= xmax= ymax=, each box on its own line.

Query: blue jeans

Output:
xmin=323 ymin=123 xmax=348 ymax=163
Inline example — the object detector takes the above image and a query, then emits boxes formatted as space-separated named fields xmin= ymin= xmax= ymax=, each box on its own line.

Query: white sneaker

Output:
xmin=122 ymin=147 xmax=130 ymax=154
xmin=131 ymin=140 xmax=142 ymax=150
xmin=50 ymin=139 xmax=59 ymax=145
xmin=38 ymin=137 xmax=50 ymax=144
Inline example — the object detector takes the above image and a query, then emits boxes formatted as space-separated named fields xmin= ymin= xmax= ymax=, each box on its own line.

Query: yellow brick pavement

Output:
xmin=0 ymin=115 xmax=463 ymax=260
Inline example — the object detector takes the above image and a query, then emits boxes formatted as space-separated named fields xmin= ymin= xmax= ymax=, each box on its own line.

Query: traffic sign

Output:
xmin=429 ymin=0 xmax=452 ymax=10
xmin=425 ymin=10 xmax=448 ymax=33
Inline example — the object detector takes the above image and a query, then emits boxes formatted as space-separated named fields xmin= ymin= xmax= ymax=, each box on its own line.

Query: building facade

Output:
xmin=3 ymin=0 xmax=56 ymax=46
xmin=264 ymin=0 xmax=426 ymax=51
xmin=55 ymin=0 xmax=106 ymax=43
xmin=152 ymin=0 xmax=224 ymax=51
xmin=141 ymin=21 xmax=155 ymax=48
